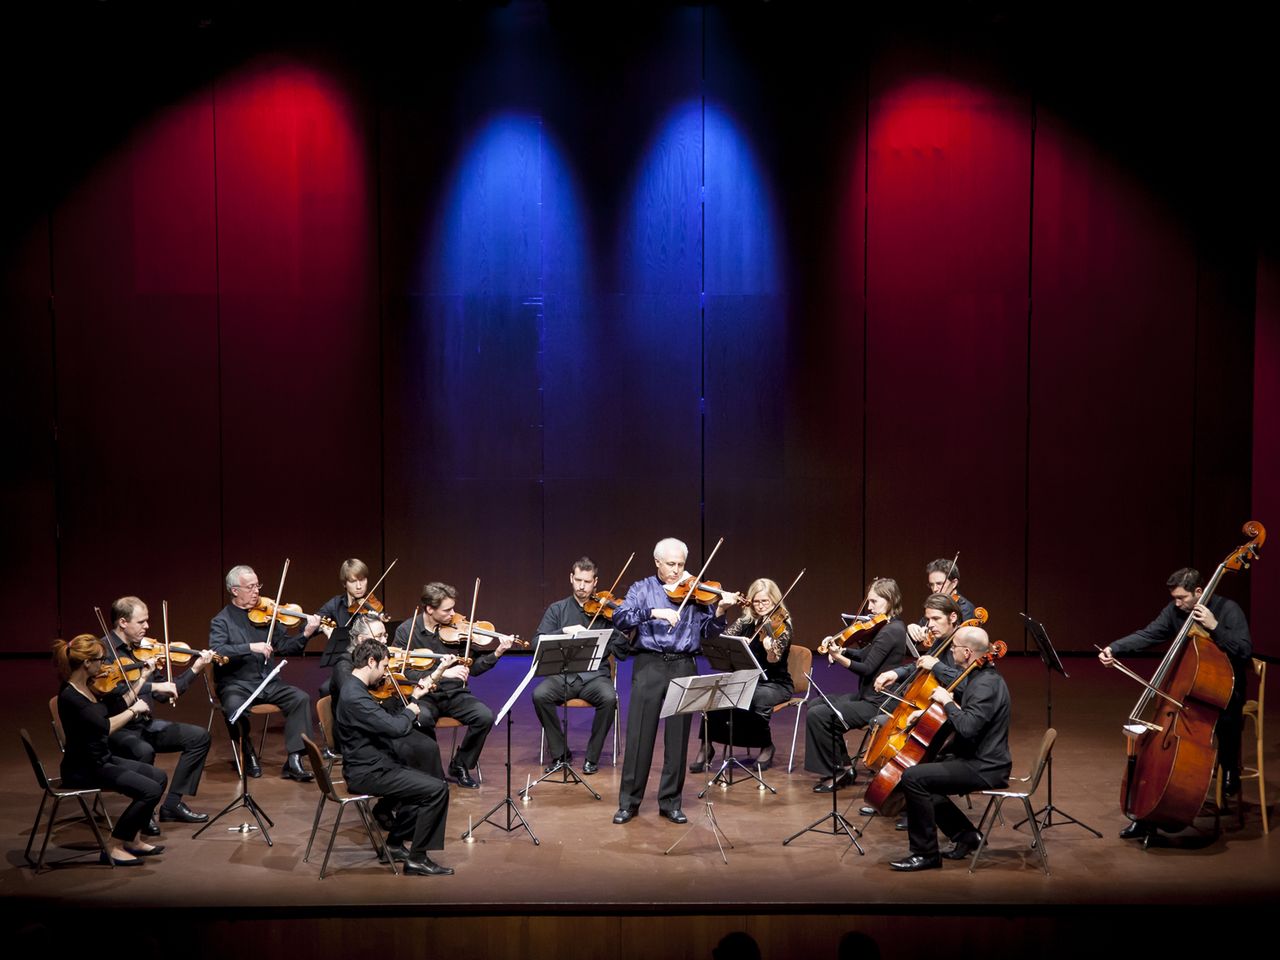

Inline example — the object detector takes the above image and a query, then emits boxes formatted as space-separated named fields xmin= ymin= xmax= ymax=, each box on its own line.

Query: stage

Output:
xmin=4 ymin=652 xmax=1274 ymax=958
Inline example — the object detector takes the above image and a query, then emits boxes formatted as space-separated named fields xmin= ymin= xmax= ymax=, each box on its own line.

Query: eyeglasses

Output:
xmin=235 ymin=583 xmax=263 ymax=592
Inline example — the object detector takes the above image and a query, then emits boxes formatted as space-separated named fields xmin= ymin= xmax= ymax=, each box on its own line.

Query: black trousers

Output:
xmin=395 ymin=726 xmax=445 ymax=780
xmin=417 ymin=685 xmax=493 ymax=770
xmin=901 ymin=759 xmax=998 ymax=858
xmin=347 ymin=764 xmax=449 ymax=858
xmin=803 ymin=695 xmax=882 ymax=777
xmin=65 ymin=757 xmax=167 ymax=842
xmin=219 ymin=679 xmax=312 ymax=755
xmin=702 ymin=679 xmax=793 ymax=747
xmin=532 ymin=673 xmax=618 ymax=764
xmin=619 ymin=651 xmax=696 ymax=813
xmin=109 ymin=718 xmax=211 ymax=799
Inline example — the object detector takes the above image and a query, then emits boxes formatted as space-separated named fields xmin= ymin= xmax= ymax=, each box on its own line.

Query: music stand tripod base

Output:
xmin=665 ymin=801 xmax=734 ymax=865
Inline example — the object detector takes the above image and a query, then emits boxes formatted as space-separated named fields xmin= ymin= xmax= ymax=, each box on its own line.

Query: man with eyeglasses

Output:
xmin=872 ymin=626 xmax=1011 ymax=871
xmin=209 ymin=564 xmax=320 ymax=782
xmin=529 ymin=557 xmax=626 ymax=775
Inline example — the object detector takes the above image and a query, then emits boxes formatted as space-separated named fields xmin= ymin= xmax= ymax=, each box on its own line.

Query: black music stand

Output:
xmin=660 ymin=671 xmax=753 ymax=864
xmin=193 ymin=659 xmax=287 ymax=846
xmin=696 ymin=634 xmax=776 ymax=796
xmin=1017 ymin=612 xmax=1101 ymax=838
xmin=463 ymin=656 xmax=540 ymax=846
xmin=519 ymin=629 xmax=611 ymax=801
xmin=783 ymin=671 xmax=864 ymax=855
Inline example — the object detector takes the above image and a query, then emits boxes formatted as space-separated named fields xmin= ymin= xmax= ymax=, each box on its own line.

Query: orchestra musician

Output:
xmin=693 ymin=577 xmax=794 ymax=772
xmin=337 ymin=635 xmax=453 ymax=876
xmin=804 ymin=578 xmax=908 ymax=792
xmin=610 ymin=538 xmax=733 ymax=825
xmin=392 ymin=582 xmax=515 ymax=788
xmin=316 ymin=559 xmax=377 ymax=701
xmin=921 ymin=558 xmax=976 ymax=625
xmin=530 ymin=557 xmax=625 ymax=775
xmin=101 ymin=596 xmax=213 ymax=829
xmin=209 ymin=565 xmax=319 ymax=782
xmin=874 ymin=626 xmax=1011 ymax=871
xmin=54 ymin=634 xmax=168 ymax=866
xmin=1098 ymin=566 xmax=1253 ymax=839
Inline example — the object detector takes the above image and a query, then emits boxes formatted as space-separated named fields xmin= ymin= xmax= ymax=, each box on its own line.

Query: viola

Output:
xmin=862 ymin=607 xmax=988 ymax=771
xmin=1119 ymin=521 xmax=1264 ymax=831
xmin=439 ymin=613 xmax=528 ymax=650
xmin=863 ymin=639 xmax=1008 ymax=815
xmin=248 ymin=597 xmax=337 ymax=630
xmin=818 ymin=613 xmax=889 ymax=655
xmin=584 ymin=590 xmax=624 ymax=621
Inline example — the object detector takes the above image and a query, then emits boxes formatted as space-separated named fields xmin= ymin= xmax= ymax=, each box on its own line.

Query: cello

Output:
xmin=1119 ymin=521 xmax=1264 ymax=833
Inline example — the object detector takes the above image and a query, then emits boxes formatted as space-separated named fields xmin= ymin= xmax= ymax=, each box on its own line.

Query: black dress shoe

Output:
xmin=544 ymin=758 xmax=566 ymax=773
xmin=381 ymin=844 xmax=411 ymax=863
xmin=242 ymin=750 xmax=262 ymax=779
xmin=449 ymin=765 xmax=480 ymax=789
xmin=1223 ymin=769 xmax=1241 ymax=797
xmin=859 ymin=805 xmax=877 ymax=817
xmin=612 ymin=807 xmax=637 ymax=824
xmin=321 ymin=746 xmax=340 ymax=763
xmin=403 ymin=856 xmax=454 ymax=876
xmin=101 ymin=853 xmax=144 ymax=867
xmin=941 ymin=833 xmax=982 ymax=860
xmin=123 ymin=844 xmax=165 ymax=857
xmin=895 ymin=816 xmax=908 ymax=831
xmin=582 ymin=760 xmax=599 ymax=775
xmin=141 ymin=818 xmax=162 ymax=837
xmin=659 ymin=807 xmax=688 ymax=824
xmin=160 ymin=801 xmax=209 ymax=823
xmin=282 ymin=753 xmax=314 ymax=782
xmin=754 ymin=745 xmax=776 ymax=771
xmin=373 ymin=805 xmax=396 ymax=832
xmin=889 ymin=853 xmax=942 ymax=872
xmin=689 ymin=746 xmax=715 ymax=774
xmin=813 ymin=769 xmax=856 ymax=793
xmin=1119 ymin=820 xmax=1152 ymax=840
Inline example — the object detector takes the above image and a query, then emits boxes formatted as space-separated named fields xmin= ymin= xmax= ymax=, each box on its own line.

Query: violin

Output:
xmin=818 ymin=613 xmax=889 ymax=655
xmin=386 ymin=646 xmax=473 ymax=670
xmin=90 ymin=656 xmax=151 ymax=695
xmin=863 ymin=639 xmax=1008 ymax=815
xmin=371 ymin=672 xmax=427 ymax=701
xmin=132 ymin=639 xmax=229 ymax=666
xmin=663 ymin=577 xmax=747 ymax=607
xmin=348 ymin=592 xmax=390 ymax=622
xmin=584 ymin=590 xmax=624 ymax=621
xmin=248 ymin=597 xmax=337 ymax=630
xmin=439 ymin=613 xmax=528 ymax=650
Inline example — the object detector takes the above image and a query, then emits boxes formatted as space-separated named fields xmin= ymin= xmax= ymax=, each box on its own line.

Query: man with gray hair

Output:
xmin=209 ymin=564 xmax=320 ymax=782
xmin=610 ymin=538 xmax=735 ymax=825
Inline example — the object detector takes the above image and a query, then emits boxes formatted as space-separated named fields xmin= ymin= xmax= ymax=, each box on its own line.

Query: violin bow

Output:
xmin=669 ymin=537 xmax=724 ymax=632
xmin=746 ymin=568 xmax=806 ymax=645
xmin=462 ymin=578 xmax=481 ymax=669
xmin=587 ymin=551 xmax=635 ymax=630
xmin=345 ymin=557 xmax=398 ymax=628
xmin=162 ymin=600 xmax=176 ymax=708
xmin=262 ymin=559 xmax=291 ymax=660
xmin=93 ymin=605 xmax=137 ymax=704
xmin=942 ymin=552 xmax=960 ymax=595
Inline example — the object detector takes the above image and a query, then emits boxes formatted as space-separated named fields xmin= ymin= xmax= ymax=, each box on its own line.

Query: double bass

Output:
xmin=1119 ymin=521 xmax=1264 ymax=832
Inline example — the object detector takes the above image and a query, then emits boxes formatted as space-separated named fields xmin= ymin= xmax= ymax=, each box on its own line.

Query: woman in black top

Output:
xmin=691 ymin=577 xmax=795 ymax=772
xmin=54 ymin=633 xmax=168 ymax=866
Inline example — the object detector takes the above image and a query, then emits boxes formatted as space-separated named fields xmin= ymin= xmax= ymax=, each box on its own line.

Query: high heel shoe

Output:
xmin=688 ymin=745 xmax=715 ymax=774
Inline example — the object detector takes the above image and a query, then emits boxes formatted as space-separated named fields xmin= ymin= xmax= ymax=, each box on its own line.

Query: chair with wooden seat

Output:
xmin=301 ymin=735 xmax=396 ymax=879
xmin=968 ymin=727 xmax=1057 ymax=876
xmin=21 ymin=728 xmax=114 ymax=871
xmin=537 ymin=655 xmax=621 ymax=766
xmin=201 ymin=672 xmax=282 ymax=770
xmin=777 ymin=644 xmax=813 ymax=772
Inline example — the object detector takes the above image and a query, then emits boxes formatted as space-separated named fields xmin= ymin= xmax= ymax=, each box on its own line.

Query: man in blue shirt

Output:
xmin=610 ymin=538 xmax=734 ymax=825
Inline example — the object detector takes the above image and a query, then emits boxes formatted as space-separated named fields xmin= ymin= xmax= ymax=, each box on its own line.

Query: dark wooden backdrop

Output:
xmin=2 ymin=5 xmax=1270 ymax=655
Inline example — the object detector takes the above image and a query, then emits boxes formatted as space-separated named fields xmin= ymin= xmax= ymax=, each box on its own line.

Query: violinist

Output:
xmin=920 ymin=558 xmax=976 ymax=625
xmin=881 ymin=626 xmax=1011 ymax=871
xmin=101 ymin=596 xmax=213 ymax=828
xmin=693 ymin=578 xmax=794 ymax=772
xmin=317 ymin=558 xmax=374 ymax=700
xmin=610 ymin=538 xmax=734 ymax=826
xmin=336 ymin=635 xmax=453 ymax=876
xmin=54 ymin=634 xmax=168 ymax=866
xmin=805 ymin=578 xmax=908 ymax=792
xmin=209 ymin=565 xmax=318 ymax=782
xmin=1099 ymin=566 xmax=1252 ymax=836
xmin=391 ymin=582 xmax=515 ymax=789
xmin=530 ymin=557 xmax=626 ymax=775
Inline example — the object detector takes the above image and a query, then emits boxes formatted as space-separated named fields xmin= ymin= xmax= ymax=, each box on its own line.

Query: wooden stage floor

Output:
xmin=3 ymin=653 xmax=1275 ymax=958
